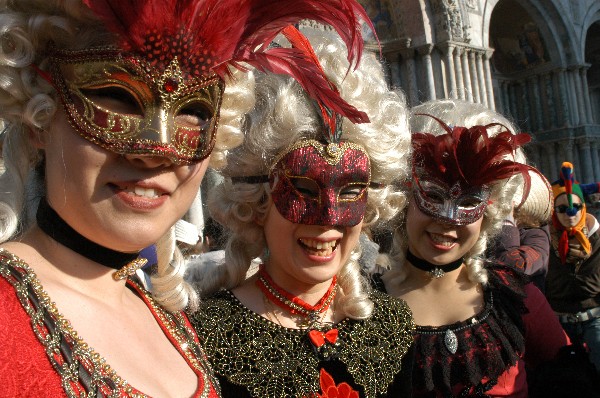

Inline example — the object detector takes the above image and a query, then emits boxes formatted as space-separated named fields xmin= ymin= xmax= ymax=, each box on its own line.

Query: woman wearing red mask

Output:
xmin=380 ymin=100 xmax=570 ymax=397
xmin=189 ymin=27 xmax=415 ymax=398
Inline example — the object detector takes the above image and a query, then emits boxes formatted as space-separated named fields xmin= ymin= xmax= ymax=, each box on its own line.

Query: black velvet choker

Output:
xmin=406 ymin=249 xmax=463 ymax=278
xmin=36 ymin=198 xmax=139 ymax=270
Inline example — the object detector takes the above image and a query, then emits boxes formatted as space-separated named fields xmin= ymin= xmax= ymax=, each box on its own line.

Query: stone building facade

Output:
xmin=359 ymin=0 xmax=600 ymax=184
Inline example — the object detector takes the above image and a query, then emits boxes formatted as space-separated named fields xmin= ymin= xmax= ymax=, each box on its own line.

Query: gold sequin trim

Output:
xmin=0 ymin=248 xmax=217 ymax=398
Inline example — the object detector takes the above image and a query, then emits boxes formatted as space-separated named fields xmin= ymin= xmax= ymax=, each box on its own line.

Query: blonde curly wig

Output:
xmin=187 ymin=27 xmax=411 ymax=320
xmin=0 ymin=0 xmax=254 ymax=312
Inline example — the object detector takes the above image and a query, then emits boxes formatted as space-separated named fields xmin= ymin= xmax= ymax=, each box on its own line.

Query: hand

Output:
xmin=566 ymin=240 xmax=590 ymax=263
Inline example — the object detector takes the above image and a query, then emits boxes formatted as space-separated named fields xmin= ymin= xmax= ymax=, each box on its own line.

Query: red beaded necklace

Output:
xmin=256 ymin=265 xmax=341 ymax=358
xmin=255 ymin=264 xmax=338 ymax=321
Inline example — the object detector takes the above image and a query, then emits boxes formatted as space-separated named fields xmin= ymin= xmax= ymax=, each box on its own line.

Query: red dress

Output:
xmin=0 ymin=248 xmax=220 ymax=398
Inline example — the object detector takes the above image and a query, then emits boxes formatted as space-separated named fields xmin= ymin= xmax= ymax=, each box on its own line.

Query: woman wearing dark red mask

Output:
xmin=188 ymin=28 xmax=415 ymax=398
xmin=380 ymin=100 xmax=570 ymax=397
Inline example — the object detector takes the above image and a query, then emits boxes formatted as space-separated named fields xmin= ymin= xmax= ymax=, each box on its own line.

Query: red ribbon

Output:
xmin=308 ymin=329 xmax=338 ymax=348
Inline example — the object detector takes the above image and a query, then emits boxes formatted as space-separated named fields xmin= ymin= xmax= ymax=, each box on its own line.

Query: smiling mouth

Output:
xmin=429 ymin=233 xmax=456 ymax=247
xmin=299 ymin=238 xmax=340 ymax=257
xmin=113 ymin=184 xmax=162 ymax=199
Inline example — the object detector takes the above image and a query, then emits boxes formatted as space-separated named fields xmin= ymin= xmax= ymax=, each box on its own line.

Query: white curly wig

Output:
xmin=385 ymin=99 xmax=528 ymax=287
xmin=187 ymin=27 xmax=411 ymax=320
xmin=0 ymin=0 xmax=255 ymax=312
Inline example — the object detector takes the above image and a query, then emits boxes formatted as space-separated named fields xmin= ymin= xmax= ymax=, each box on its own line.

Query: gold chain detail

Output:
xmin=113 ymin=258 xmax=148 ymax=281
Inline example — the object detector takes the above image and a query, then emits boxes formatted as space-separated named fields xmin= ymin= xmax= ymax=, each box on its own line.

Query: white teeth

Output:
xmin=430 ymin=233 xmax=455 ymax=246
xmin=299 ymin=238 xmax=339 ymax=256
xmin=127 ymin=186 xmax=160 ymax=198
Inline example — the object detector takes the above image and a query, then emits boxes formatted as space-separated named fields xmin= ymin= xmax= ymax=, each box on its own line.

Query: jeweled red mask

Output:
xmin=269 ymin=139 xmax=371 ymax=227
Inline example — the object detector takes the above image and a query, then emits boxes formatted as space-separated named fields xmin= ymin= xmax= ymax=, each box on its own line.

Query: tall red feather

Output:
xmin=412 ymin=114 xmax=537 ymax=204
xmin=82 ymin=0 xmax=375 ymax=123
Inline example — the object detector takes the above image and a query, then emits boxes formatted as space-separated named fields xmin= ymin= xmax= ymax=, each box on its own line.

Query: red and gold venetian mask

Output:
xmin=34 ymin=0 xmax=376 ymax=163
xmin=47 ymin=47 xmax=223 ymax=163
xmin=269 ymin=139 xmax=371 ymax=227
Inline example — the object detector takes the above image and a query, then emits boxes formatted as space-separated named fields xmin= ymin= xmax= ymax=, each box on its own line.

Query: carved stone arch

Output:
xmin=430 ymin=0 xmax=470 ymax=43
xmin=381 ymin=0 xmax=406 ymax=38
xmin=582 ymin=1 xmax=600 ymax=57
xmin=486 ymin=0 xmax=576 ymax=68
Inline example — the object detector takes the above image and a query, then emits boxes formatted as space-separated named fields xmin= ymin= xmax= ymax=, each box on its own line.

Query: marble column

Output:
xmin=539 ymin=143 xmax=552 ymax=180
xmin=440 ymin=43 xmax=457 ymax=99
xmin=483 ymin=50 xmax=496 ymax=110
xmin=567 ymin=68 xmax=580 ymax=125
xmin=541 ymin=73 xmax=552 ymax=130
xmin=565 ymin=140 xmax=575 ymax=167
xmin=573 ymin=66 xmax=588 ymax=124
xmin=461 ymin=48 xmax=473 ymax=102
xmin=581 ymin=65 xmax=593 ymax=123
xmin=387 ymin=52 xmax=402 ymax=89
xmin=591 ymin=139 xmax=600 ymax=181
xmin=578 ymin=138 xmax=594 ymax=182
xmin=552 ymin=69 xmax=567 ymax=127
xmin=400 ymin=48 xmax=419 ymax=106
xmin=475 ymin=51 xmax=488 ymax=108
xmin=528 ymin=75 xmax=542 ymax=132
xmin=418 ymin=44 xmax=436 ymax=101
xmin=547 ymin=141 xmax=558 ymax=180
xmin=454 ymin=47 xmax=465 ymax=100
xmin=527 ymin=144 xmax=541 ymax=170
xmin=500 ymin=80 xmax=511 ymax=116
xmin=468 ymin=51 xmax=480 ymax=104
xmin=508 ymin=82 xmax=518 ymax=121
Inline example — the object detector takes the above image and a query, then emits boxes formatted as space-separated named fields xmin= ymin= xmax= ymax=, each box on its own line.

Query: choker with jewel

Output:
xmin=36 ymin=198 xmax=147 ymax=280
xmin=406 ymin=249 xmax=463 ymax=278
xmin=256 ymin=264 xmax=341 ymax=360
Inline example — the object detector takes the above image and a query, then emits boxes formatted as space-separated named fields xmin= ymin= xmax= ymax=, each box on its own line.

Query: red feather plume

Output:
xmin=412 ymin=114 xmax=536 ymax=204
xmin=82 ymin=0 xmax=375 ymax=123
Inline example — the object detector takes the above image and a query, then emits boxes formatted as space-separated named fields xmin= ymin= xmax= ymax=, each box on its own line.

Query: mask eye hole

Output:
xmin=458 ymin=196 xmax=484 ymax=210
xmin=176 ymin=102 xmax=214 ymax=129
xmin=80 ymin=86 xmax=143 ymax=115
xmin=339 ymin=184 xmax=367 ymax=200
xmin=422 ymin=190 xmax=445 ymax=204
xmin=289 ymin=177 xmax=319 ymax=199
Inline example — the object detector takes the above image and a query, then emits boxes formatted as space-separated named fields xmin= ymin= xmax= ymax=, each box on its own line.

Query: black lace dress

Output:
xmin=190 ymin=288 xmax=415 ymax=398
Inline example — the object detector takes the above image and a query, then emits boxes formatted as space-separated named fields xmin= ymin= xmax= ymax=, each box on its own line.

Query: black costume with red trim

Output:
xmin=375 ymin=264 xmax=567 ymax=397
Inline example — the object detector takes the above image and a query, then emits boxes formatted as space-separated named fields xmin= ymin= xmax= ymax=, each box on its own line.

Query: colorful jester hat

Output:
xmin=551 ymin=161 xmax=600 ymax=263
xmin=43 ymin=0 xmax=375 ymax=163
xmin=411 ymin=114 xmax=537 ymax=225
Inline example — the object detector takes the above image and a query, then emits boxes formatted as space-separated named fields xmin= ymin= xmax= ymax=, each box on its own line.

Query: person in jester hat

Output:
xmin=187 ymin=27 xmax=415 ymax=398
xmin=545 ymin=161 xmax=600 ymax=375
xmin=0 ymin=0 xmax=375 ymax=396
xmin=378 ymin=99 xmax=569 ymax=397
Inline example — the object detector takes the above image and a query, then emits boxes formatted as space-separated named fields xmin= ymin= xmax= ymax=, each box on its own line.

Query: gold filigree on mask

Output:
xmin=47 ymin=46 xmax=224 ymax=163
